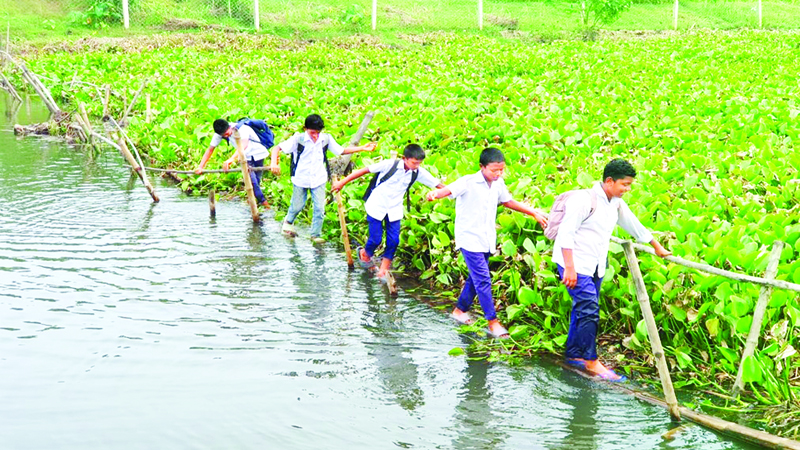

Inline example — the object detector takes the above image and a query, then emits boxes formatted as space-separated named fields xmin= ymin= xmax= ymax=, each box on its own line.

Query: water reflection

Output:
xmin=559 ymin=371 xmax=600 ymax=450
xmin=450 ymin=357 xmax=507 ymax=450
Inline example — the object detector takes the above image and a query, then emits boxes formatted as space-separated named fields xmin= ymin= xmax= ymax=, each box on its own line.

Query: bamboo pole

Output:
xmin=478 ymin=0 xmax=483 ymax=30
xmin=371 ymin=0 xmax=377 ymax=30
xmin=673 ymin=0 xmax=679 ymax=30
xmin=79 ymin=102 xmax=92 ymax=140
xmin=622 ymin=241 xmax=680 ymax=421
xmin=333 ymin=176 xmax=354 ymax=267
xmin=611 ymin=237 xmax=800 ymax=294
xmin=237 ymin=151 xmax=259 ymax=222
xmin=209 ymin=189 xmax=216 ymax=218
xmin=254 ymin=0 xmax=260 ymax=31
xmin=0 ymin=71 xmax=21 ymax=102
xmin=329 ymin=111 xmax=375 ymax=178
xmin=733 ymin=241 xmax=784 ymax=397
xmin=122 ymin=0 xmax=130 ymax=29
xmin=115 ymin=133 xmax=160 ymax=202
xmin=108 ymin=116 xmax=147 ymax=178
xmin=102 ymin=85 xmax=111 ymax=118
xmin=120 ymin=78 xmax=147 ymax=125
xmin=19 ymin=64 xmax=60 ymax=115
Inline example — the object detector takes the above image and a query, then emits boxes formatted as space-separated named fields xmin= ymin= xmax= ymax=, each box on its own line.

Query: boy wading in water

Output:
xmin=270 ymin=114 xmax=376 ymax=243
xmin=553 ymin=159 xmax=671 ymax=381
xmin=195 ymin=119 xmax=271 ymax=208
xmin=426 ymin=148 xmax=548 ymax=339
xmin=331 ymin=144 xmax=444 ymax=280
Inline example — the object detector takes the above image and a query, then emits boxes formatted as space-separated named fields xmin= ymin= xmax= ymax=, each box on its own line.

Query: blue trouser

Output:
xmin=247 ymin=158 xmax=266 ymax=204
xmin=557 ymin=265 xmax=603 ymax=361
xmin=456 ymin=249 xmax=496 ymax=321
xmin=285 ymin=183 xmax=326 ymax=238
xmin=365 ymin=215 xmax=401 ymax=261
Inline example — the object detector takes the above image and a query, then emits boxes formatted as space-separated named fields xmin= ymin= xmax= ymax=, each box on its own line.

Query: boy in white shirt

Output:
xmin=554 ymin=158 xmax=671 ymax=381
xmin=331 ymin=144 xmax=444 ymax=279
xmin=269 ymin=114 xmax=376 ymax=243
xmin=194 ymin=118 xmax=270 ymax=207
xmin=426 ymin=148 xmax=548 ymax=339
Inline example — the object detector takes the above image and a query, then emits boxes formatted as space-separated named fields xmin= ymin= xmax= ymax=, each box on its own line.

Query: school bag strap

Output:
xmin=361 ymin=159 xmax=419 ymax=208
xmin=544 ymin=189 xmax=597 ymax=241
xmin=291 ymin=139 xmax=330 ymax=178
xmin=234 ymin=118 xmax=275 ymax=150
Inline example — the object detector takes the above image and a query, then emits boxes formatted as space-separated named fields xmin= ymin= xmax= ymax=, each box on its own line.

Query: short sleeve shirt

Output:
xmin=278 ymin=132 xmax=344 ymax=189
xmin=448 ymin=171 xmax=512 ymax=253
xmin=364 ymin=159 xmax=440 ymax=222
xmin=210 ymin=125 xmax=268 ymax=161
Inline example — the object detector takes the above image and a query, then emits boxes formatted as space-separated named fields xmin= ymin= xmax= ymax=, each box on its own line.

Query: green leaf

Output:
xmin=635 ymin=319 xmax=649 ymax=343
xmin=577 ymin=171 xmax=594 ymax=187
xmin=522 ymin=237 xmax=536 ymax=254
xmin=501 ymin=239 xmax=517 ymax=257
xmin=741 ymin=355 xmax=763 ymax=383
xmin=518 ymin=286 xmax=537 ymax=306
xmin=506 ymin=304 xmax=524 ymax=323
xmin=669 ymin=305 xmax=687 ymax=322
xmin=706 ymin=318 xmax=719 ymax=337
xmin=718 ymin=346 xmax=738 ymax=364
xmin=448 ymin=347 xmax=465 ymax=357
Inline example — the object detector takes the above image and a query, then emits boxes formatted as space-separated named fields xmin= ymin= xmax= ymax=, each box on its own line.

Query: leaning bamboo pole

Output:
xmin=328 ymin=111 xmax=376 ymax=178
xmin=236 ymin=147 xmax=259 ymax=222
xmin=209 ymin=189 xmax=216 ymax=218
xmin=0 ymin=71 xmax=21 ymax=102
xmin=611 ymin=237 xmax=800 ymax=293
xmin=19 ymin=63 xmax=60 ymax=115
xmin=333 ymin=176 xmax=354 ymax=267
xmin=733 ymin=241 xmax=784 ymax=397
xmin=622 ymin=241 xmax=680 ymax=420
xmin=115 ymin=133 xmax=159 ymax=202
xmin=120 ymin=78 xmax=147 ymax=125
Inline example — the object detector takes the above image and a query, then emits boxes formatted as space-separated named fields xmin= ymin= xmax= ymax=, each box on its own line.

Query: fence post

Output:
xmin=371 ymin=0 xmax=377 ymax=30
xmin=732 ymin=241 xmax=783 ymax=397
xmin=122 ymin=0 xmax=129 ymax=29
xmin=758 ymin=0 xmax=762 ymax=28
xmin=622 ymin=242 xmax=681 ymax=420
xmin=478 ymin=0 xmax=483 ymax=30
xmin=254 ymin=0 xmax=260 ymax=31
xmin=673 ymin=0 xmax=679 ymax=30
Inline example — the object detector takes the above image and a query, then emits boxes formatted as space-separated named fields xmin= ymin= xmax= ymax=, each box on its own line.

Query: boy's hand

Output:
xmin=331 ymin=180 xmax=345 ymax=193
xmin=532 ymin=210 xmax=549 ymax=229
xmin=562 ymin=266 xmax=578 ymax=289
xmin=426 ymin=191 xmax=439 ymax=202
xmin=362 ymin=142 xmax=377 ymax=152
xmin=223 ymin=159 xmax=235 ymax=171
xmin=270 ymin=164 xmax=281 ymax=176
xmin=653 ymin=242 xmax=672 ymax=258
xmin=194 ymin=167 xmax=203 ymax=175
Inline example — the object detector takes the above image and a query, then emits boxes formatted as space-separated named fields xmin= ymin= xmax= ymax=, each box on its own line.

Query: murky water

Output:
xmin=0 ymin=95 xmax=756 ymax=449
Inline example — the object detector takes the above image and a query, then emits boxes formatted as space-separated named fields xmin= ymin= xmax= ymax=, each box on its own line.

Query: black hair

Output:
xmin=213 ymin=119 xmax=230 ymax=135
xmin=403 ymin=144 xmax=425 ymax=161
xmin=304 ymin=114 xmax=325 ymax=131
xmin=603 ymin=158 xmax=637 ymax=181
xmin=479 ymin=147 xmax=505 ymax=166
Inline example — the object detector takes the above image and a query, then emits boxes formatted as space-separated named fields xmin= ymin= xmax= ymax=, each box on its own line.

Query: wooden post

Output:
xmin=102 ymin=85 xmax=111 ymax=118
xmin=116 ymin=134 xmax=160 ymax=202
xmin=19 ymin=64 xmax=60 ymax=115
xmin=372 ymin=0 xmax=377 ymax=31
xmin=121 ymin=78 xmax=147 ymax=125
xmin=478 ymin=0 xmax=483 ymax=30
xmin=209 ymin=189 xmax=216 ymax=218
xmin=581 ymin=0 xmax=586 ymax=26
xmin=758 ymin=0 xmax=762 ymax=28
xmin=145 ymin=94 xmax=151 ymax=123
xmin=122 ymin=0 xmax=130 ymax=29
xmin=673 ymin=0 xmax=679 ymax=30
xmin=237 ymin=151 xmax=259 ymax=222
xmin=328 ymin=111 xmax=375 ymax=178
xmin=79 ymin=102 xmax=92 ymax=139
xmin=0 ymin=71 xmax=21 ymax=102
xmin=733 ymin=241 xmax=783 ymax=397
xmin=254 ymin=0 xmax=260 ymax=31
xmin=333 ymin=177 xmax=354 ymax=267
xmin=622 ymin=241 xmax=681 ymax=420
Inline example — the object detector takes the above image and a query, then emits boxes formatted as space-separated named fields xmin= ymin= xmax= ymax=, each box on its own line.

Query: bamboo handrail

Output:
xmin=611 ymin=236 xmax=800 ymax=293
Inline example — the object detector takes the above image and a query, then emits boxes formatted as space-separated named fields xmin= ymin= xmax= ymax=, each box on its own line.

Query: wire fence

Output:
xmin=64 ymin=0 xmax=800 ymax=33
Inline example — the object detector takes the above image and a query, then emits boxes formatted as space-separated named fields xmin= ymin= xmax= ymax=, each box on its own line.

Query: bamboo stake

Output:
xmin=74 ymin=114 xmax=92 ymax=145
xmin=0 ymin=71 xmax=21 ymax=102
xmin=673 ymin=0 xmax=679 ymax=30
xmin=622 ymin=241 xmax=680 ymax=421
xmin=102 ymin=85 xmax=111 ymax=119
xmin=121 ymin=78 xmax=147 ymax=125
xmin=237 ymin=151 xmax=259 ymax=222
xmin=612 ymin=237 xmax=800 ymax=294
xmin=209 ymin=189 xmax=216 ymax=218
xmin=19 ymin=64 xmax=59 ymax=115
xmin=329 ymin=111 xmax=376 ymax=178
xmin=733 ymin=241 xmax=784 ymax=397
xmin=333 ymin=176 xmax=354 ymax=267
xmin=79 ymin=102 xmax=92 ymax=141
xmin=116 ymin=133 xmax=159 ymax=202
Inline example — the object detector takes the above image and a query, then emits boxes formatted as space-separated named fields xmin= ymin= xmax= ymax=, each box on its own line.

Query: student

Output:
xmin=426 ymin=147 xmax=548 ymax=339
xmin=270 ymin=114 xmax=376 ymax=243
xmin=331 ymin=144 xmax=444 ymax=279
xmin=553 ymin=158 xmax=671 ymax=382
xmin=194 ymin=118 xmax=270 ymax=208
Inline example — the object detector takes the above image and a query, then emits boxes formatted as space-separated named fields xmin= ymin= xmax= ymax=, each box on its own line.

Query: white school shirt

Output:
xmin=209 ymin=125 xmax=269 ymax=161
xmin=448 ymin=171 xmax=513 ymax=253
xmin=279 ymin=132 xmax=344 ymax=189
xmin=365 ymin=159 xmax=440 ymax=222
xmin=552 ymin=182 xmax=654 ymax=278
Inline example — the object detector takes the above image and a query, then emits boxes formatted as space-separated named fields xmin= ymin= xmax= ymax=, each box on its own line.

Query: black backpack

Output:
xmin=362 ymin=159 xmax=419 ymax=207
xmin=291 ymin=141 xmax=330 ymax=178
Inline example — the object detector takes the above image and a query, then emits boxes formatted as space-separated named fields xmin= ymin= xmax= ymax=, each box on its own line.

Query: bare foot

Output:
xmin=487 ymin=319 xmax=510 ymax=339
xmin=584 ymin=359 xmax=627 ymax=382
xmin=451 ymin=308 xmax=475 ymax=325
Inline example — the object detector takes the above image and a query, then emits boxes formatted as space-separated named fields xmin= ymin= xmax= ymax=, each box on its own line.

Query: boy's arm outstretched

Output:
xmin=331 ymin=167 xmax=370 ymax=192
xmin=502 ymin=200 xmax=548 ymax=229
xmin=426 ymin=187 xmax=452 ymax=201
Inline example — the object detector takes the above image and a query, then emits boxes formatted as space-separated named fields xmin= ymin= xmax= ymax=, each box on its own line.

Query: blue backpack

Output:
xmin=235 ymin=118 xmax=275 ymax=149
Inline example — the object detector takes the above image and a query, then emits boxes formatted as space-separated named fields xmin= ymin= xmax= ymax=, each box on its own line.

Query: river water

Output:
xmin=0 ymin=95 xmax=755 ymax=449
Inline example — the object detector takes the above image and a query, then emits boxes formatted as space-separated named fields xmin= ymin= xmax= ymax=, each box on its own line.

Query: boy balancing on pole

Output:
xmin=426 ymin=147 xmax=548 ymax=339
xmin=331 ymin=144 xmax=445 ymax=279
xmin=553 ymin=158 xmax=671 ymax=381
xmin=270 ymin=114 xmax=376 ymax=243
xmin=195 ymin=119 xmax=271 ymax=208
